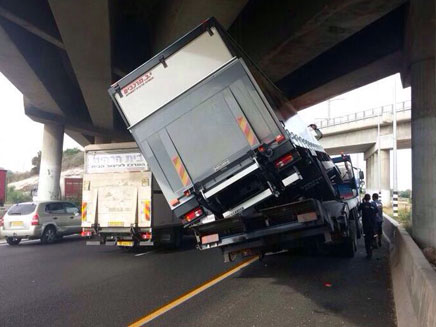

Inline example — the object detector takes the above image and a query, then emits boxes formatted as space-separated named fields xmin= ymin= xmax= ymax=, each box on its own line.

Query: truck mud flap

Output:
xmin=86 ymin=240 xmax=102 ymax=246
xmin=139 ymin=241 xmax=154 ymax=246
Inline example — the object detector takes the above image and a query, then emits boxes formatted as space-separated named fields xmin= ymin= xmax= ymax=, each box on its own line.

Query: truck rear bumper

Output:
xmin=199 ymin=220 xmax=329 ymax=250
xmin=221 ymin=172 xmax=300 ymax=219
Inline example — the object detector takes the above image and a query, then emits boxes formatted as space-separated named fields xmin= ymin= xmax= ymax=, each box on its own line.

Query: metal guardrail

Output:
xmin=316 ymin=100 xmax=411 ymax=128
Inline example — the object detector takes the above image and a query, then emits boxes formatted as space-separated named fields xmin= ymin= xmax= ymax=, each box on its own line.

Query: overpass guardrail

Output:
xmin=316 ymin=100 xmax=411 ymax=128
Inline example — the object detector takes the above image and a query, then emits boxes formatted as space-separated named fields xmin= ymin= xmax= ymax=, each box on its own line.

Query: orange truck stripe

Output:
xmin=237 ymin=116 xmax=257 ymax=146
xmin=81 ymin=202 xmax=87 ymax=221
xmin=172 ymin=156 xmax=191 ymax=187
xmin=144 ymin=200 xmax=151 ymax=221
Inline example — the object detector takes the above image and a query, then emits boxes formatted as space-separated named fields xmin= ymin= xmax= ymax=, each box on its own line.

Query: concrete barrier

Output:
xmin=383 ymin=214 xmax=436 ymax=327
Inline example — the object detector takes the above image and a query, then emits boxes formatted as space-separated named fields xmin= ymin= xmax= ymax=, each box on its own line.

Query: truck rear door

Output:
xmin=134 ymin=59 xmax=282 ymax=204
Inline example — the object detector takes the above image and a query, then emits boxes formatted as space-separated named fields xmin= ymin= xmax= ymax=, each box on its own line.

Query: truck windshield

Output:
xmin=8 ymin=204 xmax=36 ymax=215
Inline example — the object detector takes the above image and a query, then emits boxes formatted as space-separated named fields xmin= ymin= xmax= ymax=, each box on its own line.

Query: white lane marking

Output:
xmin=134 ymin=250 xmax=156 ymax=257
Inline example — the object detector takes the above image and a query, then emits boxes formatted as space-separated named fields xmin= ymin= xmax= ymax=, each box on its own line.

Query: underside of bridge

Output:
xmin=0 ymin=0 xmax=408 ymax=145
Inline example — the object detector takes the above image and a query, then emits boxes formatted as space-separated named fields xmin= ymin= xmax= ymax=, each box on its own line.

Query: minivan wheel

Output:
xmin=6 ymin=237 xmax=21 ymax=246
xmin=41 ymin=226 xmax=57 ymax=244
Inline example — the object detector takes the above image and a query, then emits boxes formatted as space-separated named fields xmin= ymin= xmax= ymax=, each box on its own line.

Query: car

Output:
xmin=0 ymin=201 xmax=81 ymax=245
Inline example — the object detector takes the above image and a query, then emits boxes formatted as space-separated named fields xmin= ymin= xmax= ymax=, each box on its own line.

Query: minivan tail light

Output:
xmin=184 ymin=207 xmax=204 ymax=222
xmin=31 ymin=213 xmax=39 ymax=226
xmin=0 ymin=217 xmax=3 ymax=227
xmin=275 ymin=153 xmax=294 ymax=169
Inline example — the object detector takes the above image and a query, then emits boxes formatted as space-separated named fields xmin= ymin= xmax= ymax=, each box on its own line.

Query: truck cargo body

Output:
xmin=108 ymin=18 xmax=356 ymax=258
xmin=81 ymin=143 xmax=182 ymax=248
xmin=64 ymin=177 xmax=82 ymax=204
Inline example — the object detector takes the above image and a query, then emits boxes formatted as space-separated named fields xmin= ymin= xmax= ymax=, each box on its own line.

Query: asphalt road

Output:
xmin=0 ymin=236 xmax=396 ymax=327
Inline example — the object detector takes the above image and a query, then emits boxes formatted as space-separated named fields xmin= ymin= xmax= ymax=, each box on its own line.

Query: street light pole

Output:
xmin=377 ymin=110 xmax=381 ymax=201
xmin=392 ymin=76 xmax=398 ymax=217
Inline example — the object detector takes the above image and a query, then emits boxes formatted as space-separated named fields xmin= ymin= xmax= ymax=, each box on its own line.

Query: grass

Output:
xmin=384 ymin=206 xmax=412 ymax=233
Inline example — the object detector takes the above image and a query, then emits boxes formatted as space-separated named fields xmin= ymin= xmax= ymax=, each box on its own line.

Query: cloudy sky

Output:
xmin=298 ymin=73 xmax=411 ymax=191
xmin=0 ymin=72 xmax=411 ymax=189
xmin=0 ymin=73 xmax=80 ymax=172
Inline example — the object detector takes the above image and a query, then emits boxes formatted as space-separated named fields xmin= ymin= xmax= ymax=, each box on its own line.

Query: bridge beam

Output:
xmin=408 ymin=0 xmax=436 ymax=248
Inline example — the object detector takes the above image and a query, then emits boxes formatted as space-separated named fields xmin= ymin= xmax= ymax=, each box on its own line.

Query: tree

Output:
xmin=399 ymin=189 xmax=411 ymax=199
xmin=30 ymin=151 xmax=41 ymax=175
xmin=6 ymin=186 xmax=32 ymax=204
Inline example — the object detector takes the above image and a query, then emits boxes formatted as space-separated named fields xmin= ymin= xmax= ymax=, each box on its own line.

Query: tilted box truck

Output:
xmin=108 ymin=18 xmax=361 ymax=260
xmin=81 ymin=142 xmax=182 ymax=248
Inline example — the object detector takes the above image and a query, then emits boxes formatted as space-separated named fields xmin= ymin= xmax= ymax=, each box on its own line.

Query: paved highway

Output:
xmin=0 ymin=236 xmax=396 ymax=327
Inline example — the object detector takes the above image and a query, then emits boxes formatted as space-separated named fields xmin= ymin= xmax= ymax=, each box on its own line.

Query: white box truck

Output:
xmin=108 ymin=18 xmax=362 ymax=260
xmin=81 ymin=142 xmax=182 ymax=248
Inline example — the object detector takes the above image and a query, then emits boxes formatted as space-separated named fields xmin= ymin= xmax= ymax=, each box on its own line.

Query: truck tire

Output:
xmin=341 ymin=224 xmax=357 ymax=258
xmin=173 ymin=227 xmax=183 ymax=249
xmin=341 ymin=236 xmax=357 ymax=258
xmin=41 ymin=226 xmax=57 ymax=244
xmin=6 ymin=237 xmax=21 ymax=246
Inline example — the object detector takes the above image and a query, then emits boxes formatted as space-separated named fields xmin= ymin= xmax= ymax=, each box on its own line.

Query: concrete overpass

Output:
xmin=318 ymin=101 xmax=411 ymax=205
xmin=0 ymin=0 xmax=435 ymax=248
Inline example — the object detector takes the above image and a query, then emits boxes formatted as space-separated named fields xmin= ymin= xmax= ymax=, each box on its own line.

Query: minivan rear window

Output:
xmin=7 ymin=204 xmax=36 ymax=215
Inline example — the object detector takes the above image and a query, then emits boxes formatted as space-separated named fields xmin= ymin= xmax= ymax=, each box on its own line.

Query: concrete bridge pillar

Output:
xmin=409 ymin=0 xmax=436 ymax=248
xmin=380 ymin=150 xmax=391 ymax=206
xmin=37 ymin=123 xmax=64 ymax=201
xmin=365 ymin=150 xmax=391 ymax=206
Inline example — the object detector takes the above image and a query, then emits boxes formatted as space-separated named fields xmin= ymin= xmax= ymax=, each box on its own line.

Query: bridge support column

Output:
xmin=37 ymin=123 xmax=64 ymax=201
xmin=409 ymin=0 xmax=436 ymax=248
xmin=365 ymin=150 xmax=391 ymax=206
xmin=365 ymin=153 xmax=376 ymax=194
xmin=380 ymin=150 xmax=390 ymax=206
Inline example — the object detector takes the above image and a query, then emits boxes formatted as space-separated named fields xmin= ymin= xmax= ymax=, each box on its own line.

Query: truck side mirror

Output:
xmin=359 ymin=171 xmax=364 ymax=180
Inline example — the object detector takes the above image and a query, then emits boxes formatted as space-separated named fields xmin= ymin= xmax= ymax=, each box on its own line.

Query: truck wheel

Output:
xmin=172 ymin=227 xmax=183 ymax=249
xmin=41 ymin=226 xmax=57 ymax=244
xmin=341 ymin=236 xmax=357 ymax=258
xmin=341 ymin=224 xmax=357 ymax=258
xmin=6 ymin=237 xmax=21 ymax=246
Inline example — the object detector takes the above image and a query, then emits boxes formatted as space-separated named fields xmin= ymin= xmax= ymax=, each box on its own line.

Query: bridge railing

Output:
xmin=316 ymin=100 xmax=411 ymax=128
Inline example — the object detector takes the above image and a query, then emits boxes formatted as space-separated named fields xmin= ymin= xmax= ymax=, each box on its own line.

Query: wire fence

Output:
xmin=315 ymin=100 xmax=411 ymax=128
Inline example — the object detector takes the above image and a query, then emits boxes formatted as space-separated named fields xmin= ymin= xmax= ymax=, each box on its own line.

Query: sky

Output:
xmin=298 ymin=73 xmax=411 ymax=191
xmin=0 ymin=73 xmax=81 ymax=172
xmin=0 ymin=72 xmax=411 ymax=190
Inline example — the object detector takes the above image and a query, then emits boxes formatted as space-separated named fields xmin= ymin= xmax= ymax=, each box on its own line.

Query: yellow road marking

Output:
xmin=129 ymin=256 xmax=258 ymax=327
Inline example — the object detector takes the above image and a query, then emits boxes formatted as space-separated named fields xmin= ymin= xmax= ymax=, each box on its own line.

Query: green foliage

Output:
xmin=63 ymin=148 xmax=81 ymax=156
xmin=6 ymin=186 xmax=32 ymax=204
xmin=30 ymin=151 xmax=41 ymax=175
xmin=61 ymin=148 xmax=84 ymax=170
xmin=399 ymin=189 xmax=411 ymax=199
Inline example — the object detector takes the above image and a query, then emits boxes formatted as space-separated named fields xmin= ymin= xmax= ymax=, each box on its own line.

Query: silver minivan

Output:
xmin=0 ymin=201 xmax=81 ymax=245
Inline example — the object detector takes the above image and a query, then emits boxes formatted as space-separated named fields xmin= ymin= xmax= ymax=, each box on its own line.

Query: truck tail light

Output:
xmin=275 ymin=134 xmax=285 ymax=143
xmin=184 ymin=207 xmax=204 ymax=222
xmin=81 ymin=228 xmax=93 ymax=237
xmin=31 ymin=213 xmax=39 ymax=226
xmin=275 ymin=153 xmax=293 ymax=169
xmin=140 ymin=232 xmax=152 ymax=240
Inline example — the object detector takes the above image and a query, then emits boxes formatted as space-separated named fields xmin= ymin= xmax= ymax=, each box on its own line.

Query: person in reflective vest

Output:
xmin=358 ymin=194 xmax=378 ymax=258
